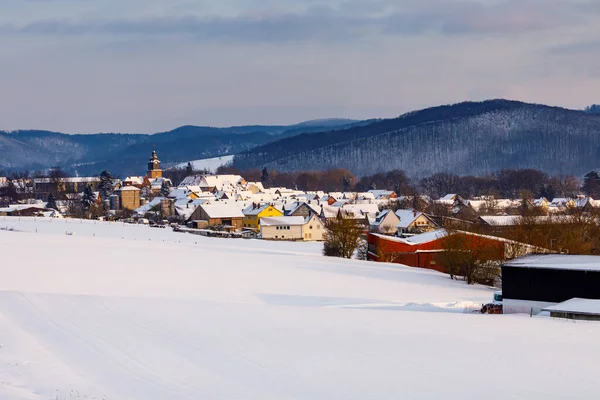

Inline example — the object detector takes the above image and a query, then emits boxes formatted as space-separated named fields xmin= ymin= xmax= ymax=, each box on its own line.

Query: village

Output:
xmin=2 ymin=150 xmax=600 ymax=320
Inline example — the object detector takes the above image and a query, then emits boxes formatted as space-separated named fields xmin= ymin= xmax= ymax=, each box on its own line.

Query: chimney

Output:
xmin=413 ymin=210 xmax=417 ymax=217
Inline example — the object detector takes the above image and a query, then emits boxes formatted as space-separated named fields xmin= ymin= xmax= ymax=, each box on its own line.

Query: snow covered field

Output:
xmin=174 ymin=155 xmax=234 ymax=172
xmin=1 ymin=217 xmax=599 ymax=399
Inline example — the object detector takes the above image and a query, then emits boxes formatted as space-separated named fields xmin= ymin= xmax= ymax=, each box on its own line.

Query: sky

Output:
xmin=1 ymin=0 xmax=599 ymax=133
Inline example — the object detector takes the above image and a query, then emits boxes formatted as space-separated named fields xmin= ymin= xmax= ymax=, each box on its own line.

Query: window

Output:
xmin=309 ymin=226 xmax=313 ymax=229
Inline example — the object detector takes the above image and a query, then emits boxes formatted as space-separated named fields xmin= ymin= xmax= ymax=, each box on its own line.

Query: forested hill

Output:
xmin=0 ymin=119 xmax=363 ymax=177
xmin=232 ymin=100 xmax=600 ymax=178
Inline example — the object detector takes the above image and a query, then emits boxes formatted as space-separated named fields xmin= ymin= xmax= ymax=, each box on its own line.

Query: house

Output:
xmin=287 ymin=202 xmax=321 ymax=218
xmin=438 ymin=194 xmax=461 ymax=204
xmin=368 ymin=190 xmax=398 ymax=200
xmin=260 ymin=216 xmax=305 ymax=240
xmin=395 ymin=209 xmax=438 ymax=235
xmin=260 ymin=214 xmax=325 ymax=241
xmin=340 ymin=203 xmax=380 ymax=220
xmin=0 ymin=203 xmax=48 ymax=216
xmin=243 ymin=203 xmax=283 ymax=231
xmin=548 ymin=198 xmax=576 ymax=213
xmin=246 ymin=182 xmax=265 ymax=194
xmin=502 ymin=255 xmax=600 ymax=314
xmin=370 ymin=209 xmax=401 ymax=235
xmin=531 ymin=197 xmax=549 ymax=210
xmin=122 ymin=176 xmax=144 ymax=188
xmin=117 ymin=186 xmax=141 ymax=210
xmin=189 ymin=203 xmax=244 ymax=229
xmin=33 ymin=177 xmax=100 ymax=201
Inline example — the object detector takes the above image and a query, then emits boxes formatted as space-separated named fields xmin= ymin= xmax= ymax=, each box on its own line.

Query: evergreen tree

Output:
xmin=261 ymin=167 xmax=270 ymax=187
xmin=186 ymin=162 xmax=194 ymax=176
xmin=160 ymin=180 xmax=171 ymax=197
xmin=82 ymin=185 xmax=96 ymax=209
xmin=46 ymin=192 xmax=58 ymax=210
xmin=582 ymin=171 xmax=600 ymax=198
xmin=98 ymin=170 xmax=114 ymax=200
xmin=343 ymin=176 xmax=352 ymax=192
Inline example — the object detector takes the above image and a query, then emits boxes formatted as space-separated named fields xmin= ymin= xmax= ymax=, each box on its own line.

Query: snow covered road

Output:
xmin=1 ymin=218 xmax=599 ymax=399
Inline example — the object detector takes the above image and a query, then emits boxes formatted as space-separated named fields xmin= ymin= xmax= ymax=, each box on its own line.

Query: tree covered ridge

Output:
xmin=233 ymin=99 xmax=600 ymax=178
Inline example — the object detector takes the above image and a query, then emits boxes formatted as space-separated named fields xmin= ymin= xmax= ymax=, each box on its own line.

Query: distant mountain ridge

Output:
xmin=233 ymin=99 xmax=600 ymax=178
xmin=0 ymin=119 xmax=365 ymax=177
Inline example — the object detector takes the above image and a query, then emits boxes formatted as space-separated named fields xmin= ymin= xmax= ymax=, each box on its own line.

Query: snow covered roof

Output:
xmin=288 ymin=201 xmax=320 ymax=216
xmin=331 ymin=200 xmax=349 ymax=207
xmin=368 ymin=190 xmax=395 ymax=199
xmin=549 ymin=198 xmax=575 ymax=207
xmin=371 ymin=209 xmax=397 ymax=227
xmin=403 ymin=229 xmax=448 ymax=244
xmin=542 ymin=298 xmax=600 ymax=315
xmin=440 ymin=194 xmax=459 ymax=201
xmin=395 ymin=209 xmax=423 ymax=229
xmin=176 ymin=198 xmax=209 ymax=220
xmin=199 ymin=203 xmax=245 ymax=219
xmin=123 ymin=176 xmax=144 ymax=185
xmin=0 ymin=203 xmax=47 ymax=213
xmin=504 ymin=255 xmax=600 ymax=272
xmin=119 ymin=186 xmax=140 ymax=192
xmin=134 ymin=197 xmax=163 ymax=215
xmin=340 ymin=203 xmax=379 ymax=217
xmin=33 ymin=177 xmax=100 ymax=184
xmin=260 ymin=216 xmax=306 ymax=226
xmin=243 ymin=203 xmax=277 ymax=216
xmin=479 ymin=216 xmax=521 ymax=226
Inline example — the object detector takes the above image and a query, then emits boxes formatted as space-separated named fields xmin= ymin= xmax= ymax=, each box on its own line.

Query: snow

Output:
xmin=504 ymin=254 xmax=600 ymax=272
xmin=260 ymin=216 xmax=306 ymax=226
xmin=175 ymin=155 xmax=234 ymax=172
xmin=1 ymin=217 xmax=600 ymax=399
xmin=198 ymin=203 xmax=245 ymax=218
xmin=543 ymin=298 xmax=600 ymax=315
xmin=395 ymin=209 xmax=422 ymax=228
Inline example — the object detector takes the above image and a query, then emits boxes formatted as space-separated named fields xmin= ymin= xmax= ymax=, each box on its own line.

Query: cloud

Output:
xmin=0 ymin=0 xmax=597 ymax=42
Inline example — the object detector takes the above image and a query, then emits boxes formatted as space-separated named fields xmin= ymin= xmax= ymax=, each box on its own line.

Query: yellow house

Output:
xmin=243 ymin=204 xmax=282 ymax=231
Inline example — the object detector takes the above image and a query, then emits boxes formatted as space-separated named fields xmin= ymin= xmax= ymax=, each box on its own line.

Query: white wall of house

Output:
xmin=261 ymin=224 xmax=303 ymax=240
xmin=377 ymin=212 xmax=400 ymax=234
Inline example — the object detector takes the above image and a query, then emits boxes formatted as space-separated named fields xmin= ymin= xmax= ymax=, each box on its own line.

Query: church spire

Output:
xmin=147 ymin=149 xmax=162 ymax=179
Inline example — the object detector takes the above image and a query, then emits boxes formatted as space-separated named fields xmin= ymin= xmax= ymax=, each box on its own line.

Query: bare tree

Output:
xmin=323 ymin=214 xmax=364 ymax=259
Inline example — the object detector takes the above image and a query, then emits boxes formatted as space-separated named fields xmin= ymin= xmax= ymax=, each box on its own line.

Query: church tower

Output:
xmin=147 ymin=150 xmax=163 ymax=179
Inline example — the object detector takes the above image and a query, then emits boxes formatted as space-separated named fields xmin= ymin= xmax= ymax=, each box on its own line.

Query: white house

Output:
xmin=260 ymin=214 xmax=325 ymax=241
xmin=395 ymin=209 xmax=438 ymax=234
xmin=370 ymin=209 xmax=400 ymax=235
